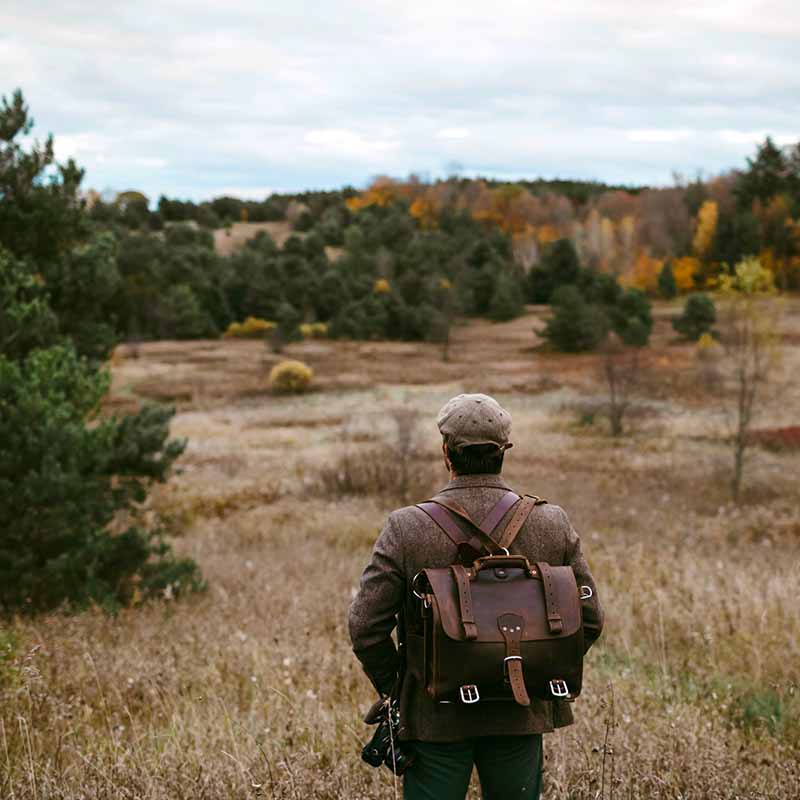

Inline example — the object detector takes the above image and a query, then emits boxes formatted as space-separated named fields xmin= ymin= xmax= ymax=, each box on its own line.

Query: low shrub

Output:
xmin=269 ymin=359 xmax=314 ymax=394
xmin=541 ymin=286 xmax=609 ymax=352
xmin=317 ymin=407 xmax=436 ymax=503
xmin=317 ymin=445 xmax=434 ymax=503
xmin=673 ymin=293 xmax=716 ymax=341
xmin=224 ymin=317 xmax=277 ymax=338
xmin=299 ymin=322 xmax=329 ymax=338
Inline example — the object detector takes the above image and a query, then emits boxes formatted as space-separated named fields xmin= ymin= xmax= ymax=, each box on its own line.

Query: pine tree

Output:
xmin=488 ymin=272 xmax=524 ymax=321
xmin=658 ymin=261 xmax=678 ymax=299
xmin=541 ymin=286 xmax=609 ymax=352
xmin=0 ymin=90 xmax=200 ymax=613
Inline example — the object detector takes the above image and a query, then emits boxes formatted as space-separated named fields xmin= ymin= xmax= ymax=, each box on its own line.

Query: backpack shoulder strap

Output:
xmin=416 ymin=502 xmax=486 ymax=559
xmin=428 ymin=492 xmax=520 ymax=554
xmin=496 ymin=494 xmax=546 ymax=549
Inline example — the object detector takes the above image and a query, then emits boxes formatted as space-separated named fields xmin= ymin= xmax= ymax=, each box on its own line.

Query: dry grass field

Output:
xmin=2 ymin=300 xmax=800 ymax=799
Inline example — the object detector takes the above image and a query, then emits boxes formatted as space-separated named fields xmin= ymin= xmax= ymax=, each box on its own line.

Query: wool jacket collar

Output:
xmin=439 ymin=473 xmax=512 ymax=492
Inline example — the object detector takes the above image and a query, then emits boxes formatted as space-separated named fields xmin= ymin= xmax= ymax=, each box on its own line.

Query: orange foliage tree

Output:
xmin=672 ymin=256 xmax=701 ymax=292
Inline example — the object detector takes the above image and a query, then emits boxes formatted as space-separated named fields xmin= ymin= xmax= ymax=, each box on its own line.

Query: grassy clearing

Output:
xmin=3 ymin=300 xmax=800 ymax=798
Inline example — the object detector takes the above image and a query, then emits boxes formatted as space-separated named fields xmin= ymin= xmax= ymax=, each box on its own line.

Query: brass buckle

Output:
xmin=459 ymin=685 xmax=480 ymax=704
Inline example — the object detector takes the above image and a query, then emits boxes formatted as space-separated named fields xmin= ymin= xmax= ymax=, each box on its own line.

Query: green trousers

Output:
xmin=403 ymin=735 xmax=542 ymax=800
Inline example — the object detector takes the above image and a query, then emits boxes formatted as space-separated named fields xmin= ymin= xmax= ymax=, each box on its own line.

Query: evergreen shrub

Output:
xmin=673 ymin=293 xmax=717 ymax=340
xmin=541 ymin=286 xmax=609 ymax=352
xmin=0 ymin=345 xmax=201 ymax=612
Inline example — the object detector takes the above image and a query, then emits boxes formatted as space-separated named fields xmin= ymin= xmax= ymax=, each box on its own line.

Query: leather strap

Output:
xmin=498 ymin=612 xmax=530 ymax=706
xmin=427 ymin=492 xmax=520 ymax=555
xmin=496 ymin=495 xmax=540 ymax=549
xmin=451 ymin=565 xmax=478 ymax=640
xmin=535 ymin=561 xmax=563 ymax=634
xmin=478 ymin=491 xmax=520 ymax=535
xmin=416 ymin=503 xmax=486 ymax=563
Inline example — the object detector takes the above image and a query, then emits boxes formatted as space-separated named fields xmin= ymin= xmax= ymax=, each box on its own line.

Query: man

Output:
xmin=349 ymin=393 xmax=604 ymax=800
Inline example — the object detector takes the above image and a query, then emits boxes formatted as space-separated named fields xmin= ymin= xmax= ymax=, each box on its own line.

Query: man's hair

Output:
xmin=446 ymin=442 xmax=505 ymax=475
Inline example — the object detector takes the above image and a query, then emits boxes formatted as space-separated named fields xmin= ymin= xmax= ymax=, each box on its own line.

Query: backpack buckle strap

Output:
xmin=450 ymin=565 xmax=478 ymax=640
xmin=536 ymin=562 xmax=563 ymax=634
xmin=497 ymin=613 xmax=531 ymax=707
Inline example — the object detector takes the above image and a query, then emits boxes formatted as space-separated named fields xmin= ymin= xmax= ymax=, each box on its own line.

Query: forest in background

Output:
xmin=69 ymin=133 xmax=800 ymax=347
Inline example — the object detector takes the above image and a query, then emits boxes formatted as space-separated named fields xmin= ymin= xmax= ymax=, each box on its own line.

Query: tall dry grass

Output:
xmin=3 ymin=307 xmax=800 ymax=799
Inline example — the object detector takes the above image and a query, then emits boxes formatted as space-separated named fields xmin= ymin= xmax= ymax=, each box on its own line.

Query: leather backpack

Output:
xmin=407 ymin=490 xmax=588 ymax=706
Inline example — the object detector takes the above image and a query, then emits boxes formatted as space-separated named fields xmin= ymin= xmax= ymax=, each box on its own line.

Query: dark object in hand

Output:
xmin=360 ymin=699 xmax=415 ymax=775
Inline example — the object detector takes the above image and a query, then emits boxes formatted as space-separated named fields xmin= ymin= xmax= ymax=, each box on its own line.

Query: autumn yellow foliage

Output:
xmin=268 ymin=360 xmax=314 ymax=394
xmin=373 ymin=278 xmax=391 ymax=294
xmin=624 ymin=251 xmax=663 ymax=294
xmin=224 ymin=317 xmax=277 ymax=338
xmin=345 ymin=179 xmax=404 ymax=212
xmin=409 ymin=196 xmax=437 ymax=229
xmin=672 ymin=256 xmax=701 ymax=292
xmin=536 ymin=224 xmax=560 ymax=245
xmin=692 ymin=200 xmax=718 ymax=258
xmin=299 ymin=322 xmax=329 ymax=339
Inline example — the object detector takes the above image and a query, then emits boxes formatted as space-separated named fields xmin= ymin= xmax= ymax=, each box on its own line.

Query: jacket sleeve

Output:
xmin=348 ymin=512 xmax=405 ymax=695
xmin=560 ymin=508 xmax=604 ymax=652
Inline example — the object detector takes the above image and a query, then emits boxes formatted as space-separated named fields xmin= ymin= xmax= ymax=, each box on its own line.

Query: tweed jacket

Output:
xmin=348 ymin=473 xmax=604 ymax=742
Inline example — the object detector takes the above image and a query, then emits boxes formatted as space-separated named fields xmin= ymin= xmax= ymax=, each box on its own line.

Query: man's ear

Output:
xmin=442 ymin=441 xmax=452 ymax=472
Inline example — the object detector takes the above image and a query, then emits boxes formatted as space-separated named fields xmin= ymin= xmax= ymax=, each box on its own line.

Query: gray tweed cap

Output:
xmin=436 ymin=393 xmax=512 ymax=452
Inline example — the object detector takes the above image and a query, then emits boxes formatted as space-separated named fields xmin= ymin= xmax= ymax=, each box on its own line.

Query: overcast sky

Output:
xmin=3 ymin=1 xmax=799 ymax=201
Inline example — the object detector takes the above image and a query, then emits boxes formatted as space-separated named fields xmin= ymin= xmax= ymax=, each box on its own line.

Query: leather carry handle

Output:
xmin=473 ymin=555 xmax=534 ymax=573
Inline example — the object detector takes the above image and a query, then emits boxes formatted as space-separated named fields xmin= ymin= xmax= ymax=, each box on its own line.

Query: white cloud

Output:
xmin=209 ymin=186 xmax=279 ymax=200
xmin=303 ymin=129 xmax=401 ymax=161
xmin=436 ymin=128 xmax=471 ymax=140
xmin=625 ymin=129 xmax=695 ymax=144
xmin=717 ymin=130 xmax=799 ymax=146
xmin=2 ymin=0 xmax=798 ymax=196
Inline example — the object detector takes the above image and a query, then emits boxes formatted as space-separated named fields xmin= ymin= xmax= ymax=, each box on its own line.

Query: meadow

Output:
xmin=2 ymin=300 xmax=799 ymax=799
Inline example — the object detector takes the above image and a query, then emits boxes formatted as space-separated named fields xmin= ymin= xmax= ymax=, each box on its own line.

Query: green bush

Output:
xmin=527 ymin=238 xmax=581 ymax=303
xmin=0 ymin=345 xmax=201 ymax=612
xmin=673 ymin=292 xmax=716 ymax=340
xmin=159 ymin=284 xmax=217 ymax=339
xmin=0 ymin=90 xmax=202 ymax=613
xmin=488 ymin=272 xmax=524 ymax=321
xmin=541 ymin=286 xmax=609 ymax=352
xmin=611 ymin=288 xmax=653 ymax=347
xmin=658 ymin=261 xmax=678 ymax=299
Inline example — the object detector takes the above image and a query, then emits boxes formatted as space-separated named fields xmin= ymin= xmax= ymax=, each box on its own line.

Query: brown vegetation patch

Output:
xmin=212 ymin=221 xmax=293 ymax=256
xmin=748 ymin=425 xmax=800 ymax=451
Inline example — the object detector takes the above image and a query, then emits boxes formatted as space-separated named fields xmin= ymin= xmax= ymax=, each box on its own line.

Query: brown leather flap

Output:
xmin=423 ymin=563 xmax=581 ymax=643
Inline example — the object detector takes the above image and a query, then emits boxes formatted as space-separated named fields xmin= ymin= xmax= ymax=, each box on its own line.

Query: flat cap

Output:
xmin=436 ymin=393 xmax=512 ymax=452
